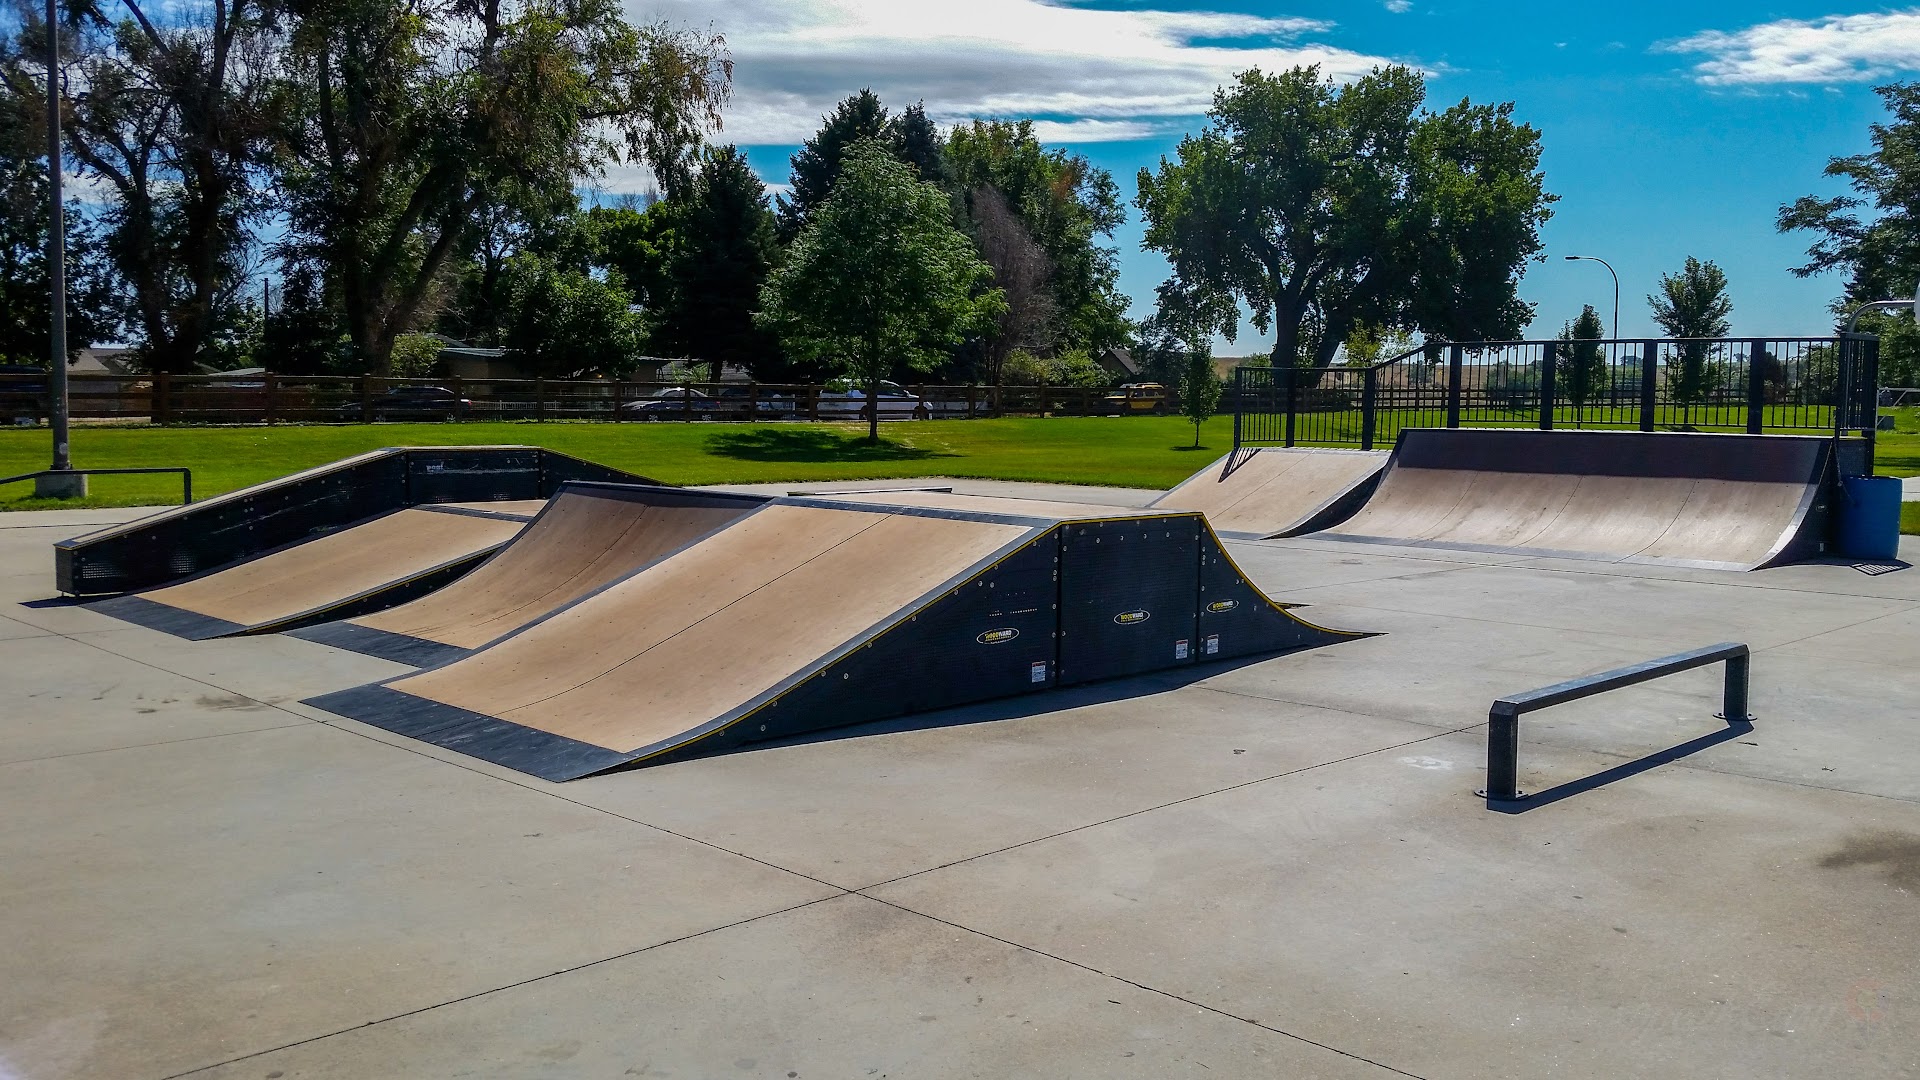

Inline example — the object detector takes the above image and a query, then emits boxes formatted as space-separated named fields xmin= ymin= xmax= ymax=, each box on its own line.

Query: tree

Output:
xmin=1136 ymin=65 xmax=1553 ymax=369
xmin=947 ymin=120 xmax=1130 ymax=353
xmin=0 ymin=81 xmax=120 ymax=364
xmin=3 ymin=0 xmax=276 ymax=376
xmin=777 ymin=91 xmax=946 ymax=240
xmin=966 ymin=185 xmax=1056 ymax=385
xmin=1778 ymin=82 xmax=1920 ymax=385
xmin=272 ymin=0 xmax=729 ymax=373
xmin=1647 ymin=256 xmax=1731 ymax=406
xmin=497 ymin=251 xmax=643 ymax=378
xmin=1553 ymin=304 xmax=1606 ymax=411
xmin=650 ymin=145 xmax=780 ymax=380
xmin=757 ymin=140 xmax=1004 ymax=441
xmin=1179 ymin=348 xmax=1221 ymax=448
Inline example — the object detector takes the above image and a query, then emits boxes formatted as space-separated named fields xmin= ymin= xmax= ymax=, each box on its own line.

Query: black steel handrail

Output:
xmin=1480 ymin=642 xmax=1751 ymax=802
xmin=0 ymin=467 xmax=193 ymax=504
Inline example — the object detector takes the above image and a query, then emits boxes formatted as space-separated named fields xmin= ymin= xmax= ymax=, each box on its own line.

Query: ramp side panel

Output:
xmin=407 ymin=448 xmax=543 ymax=504
xmin=92 ymin=509 xmax=524 ymax=636
xmin=1197 ymin=528 xmax=1367 ymax=660
xmin=816 ymin=491 xmax=1160 ymax=521
xmin=1056 ymin=516 xmax=1201 ymax=686
xmin=347 ymin=486 xmax=761 ymax=650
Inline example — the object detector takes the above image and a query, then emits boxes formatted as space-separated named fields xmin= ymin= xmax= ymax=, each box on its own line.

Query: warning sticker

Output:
xmin=1205 ymin=634 xmax=1220 ymax=655
xmin=1174 ymin=639 xmax=1190 ymax=660
xmin=1030 ymin=661 xmax=1049 ymax=683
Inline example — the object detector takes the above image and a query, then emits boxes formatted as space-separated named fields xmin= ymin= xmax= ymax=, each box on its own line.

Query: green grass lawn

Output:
xmin=0 ymin=416 xmax=1236 ymax=510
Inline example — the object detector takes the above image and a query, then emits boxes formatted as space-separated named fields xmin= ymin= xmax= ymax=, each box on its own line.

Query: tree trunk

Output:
xmin=868 ymin=369 xmax=881 ymax=442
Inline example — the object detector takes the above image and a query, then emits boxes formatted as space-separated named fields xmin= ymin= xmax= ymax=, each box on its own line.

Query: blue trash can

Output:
xmin=1839 ymin=475 xmax=1903 ymax=561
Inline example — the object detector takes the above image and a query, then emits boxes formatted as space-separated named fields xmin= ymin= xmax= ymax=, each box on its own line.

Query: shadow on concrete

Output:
xmin=705 ymin=428 xmax=952 ymax=464
xmin=1487 ymin=716 xmax=1756 ymax=814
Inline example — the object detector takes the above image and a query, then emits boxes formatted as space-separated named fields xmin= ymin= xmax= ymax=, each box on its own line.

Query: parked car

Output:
xmin=336 ymin=385 xmax=472 ymax=421
xmin=0 ymin=365 xmax=48 ymax=424
xmin=620 ymin=387 xmax=720 ymax=420
xmin=816 ymin=379 xmax=933 ymax=420
xmin=711 ymin=385 xmax=795 ymax=420
xmin=1102 ymin=382 xmax=1168 ymax=415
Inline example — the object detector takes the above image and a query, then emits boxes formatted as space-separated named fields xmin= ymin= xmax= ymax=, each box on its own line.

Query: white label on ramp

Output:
xmin=1205 ymin=634 xmax=1220 ymax=655
xmin=1174 ymin=639 xmax=1189 ymax=660
xmin=1030 ymin=661 xmax=1049 ymax=683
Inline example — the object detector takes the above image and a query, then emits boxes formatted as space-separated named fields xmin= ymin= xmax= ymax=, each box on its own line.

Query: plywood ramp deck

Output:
xmin=1153 ymin=448 xmax=1387 ymax=538
xmin=1313 ymin=429 xmax=1832 ymax=570
xmin=292 ymin=486 xmax=764 ymax=664
xmin=88 ymin=506 xmax=529 ymax=639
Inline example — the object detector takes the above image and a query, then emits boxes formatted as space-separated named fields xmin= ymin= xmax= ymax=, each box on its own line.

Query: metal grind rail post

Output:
xmin=1480 ymin=642 xmax=1751 ymax=802
xmin=1 ymin=467 xmax=192 ymax=504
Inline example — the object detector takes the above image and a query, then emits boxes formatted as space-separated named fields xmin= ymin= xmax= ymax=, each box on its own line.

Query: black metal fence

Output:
xmin=1233 ymin=336 xmax=1880 ymax=453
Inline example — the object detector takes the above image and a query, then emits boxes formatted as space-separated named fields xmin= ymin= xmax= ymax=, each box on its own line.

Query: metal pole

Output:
xmin=1721 ymin=652 xmax=1750 ymax=722
xmin=45 ymin=0 xmax=70 ymax=472
xmin=1484 ymin=707 xmax=1521 ymax=801
xmin=1564 ymin=255 xmax=1619 ymax=338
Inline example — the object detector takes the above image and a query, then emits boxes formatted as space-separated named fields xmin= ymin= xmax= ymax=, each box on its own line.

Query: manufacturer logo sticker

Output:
xmin=1207 ymin=599 xmax=1239 ymax=613
xmin=977 ymin=628 xmax=1020 ymax=645
xmin=1114 ymin=609 xmax=1151 ymax=625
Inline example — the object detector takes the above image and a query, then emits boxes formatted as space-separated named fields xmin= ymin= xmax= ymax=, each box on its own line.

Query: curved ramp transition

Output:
xmin=306 ymin=495 xmax=1361 ymax=781
xmin=1314 ymin=429 xmax=1837 ymax=570
xmin=1154 ymin=447 xmax=1388 ymax=538
xmin=289 ymin=484 xmax=767 ymax=665
xmin=87 ymin=504 xmax=533 ymax=639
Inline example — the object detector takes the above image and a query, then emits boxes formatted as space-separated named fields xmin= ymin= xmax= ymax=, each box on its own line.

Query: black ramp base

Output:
xmin=286 ymin=622 xmax=472 ymax=667
xmin=307 ymin=686 xmax=630 ymax=781
xmin=85 ymin=595 xmax=248 ymax=640
xmin=1057 ymin=516 xmax=1200 ymax=686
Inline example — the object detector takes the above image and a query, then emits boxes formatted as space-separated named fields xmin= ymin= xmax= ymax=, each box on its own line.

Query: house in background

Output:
xmin=1093 ymin=346 xmax=1140 ymax=382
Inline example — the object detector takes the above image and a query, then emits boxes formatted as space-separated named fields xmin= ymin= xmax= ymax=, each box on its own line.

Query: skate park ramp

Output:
xmin=306 ymin=496 xmax=1362 ymax=781
xmin=1313 ymin=428 xmax=1839 ymax=571
xmin=288 ymin=484 xmax=768 ymax=666
xmin=55 ymin=446 xmax=656 ymax=595
xmin=1153 ymin=447 xmax=1388 ymax=538
xmin=87 ymin=503 xmax=537 ymax=639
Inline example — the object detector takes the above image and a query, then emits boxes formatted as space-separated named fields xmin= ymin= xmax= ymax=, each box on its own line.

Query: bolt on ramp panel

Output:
xmin=288 ymin=484 xmax=769 ymax=666
xmin=85 ymin=505 xmax=531 ymax=639
xmin=1152 ymin=447 xmax=1388 ymax=539
xmin=1311 ymin=429 xmax=1834 ymax=571
xmin=304 ymin=499 xmax=1364 ymax=781
xmin=54 ymin=447 xmax=661 ymax=595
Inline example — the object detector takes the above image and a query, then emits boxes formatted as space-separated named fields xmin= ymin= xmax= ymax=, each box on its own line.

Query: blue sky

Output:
xmin=629 ymin=0 xmax=1919 ymax=352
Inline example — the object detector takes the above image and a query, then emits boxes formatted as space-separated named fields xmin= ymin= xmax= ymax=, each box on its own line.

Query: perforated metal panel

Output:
xmin=1056 ymin=515 xmax=1200 ymax=686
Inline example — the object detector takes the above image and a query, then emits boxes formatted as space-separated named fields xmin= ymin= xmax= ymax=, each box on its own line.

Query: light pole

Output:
xmin=37 ymin=0 xmax=81 ymax=498
xmin=1564 ymin=254 xmax=1619 ymax=340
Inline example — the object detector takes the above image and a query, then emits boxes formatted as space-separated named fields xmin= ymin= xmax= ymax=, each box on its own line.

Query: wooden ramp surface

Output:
xmin=1153 ymin=448 xmax=1387 ymax=538
xmin=1314 ymin=429 xmax=1831 ymax=570
xmin=290 ymin=485 xmax=764 ymax=665
xmin=88 ymin=505 xmax=531 ymax=638
xmin=305 ymin=498 xmax=1359 ymax=780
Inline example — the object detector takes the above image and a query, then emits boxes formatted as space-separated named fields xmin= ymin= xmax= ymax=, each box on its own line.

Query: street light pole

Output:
xmin=40 ymin=0 xmax=78 ymax=495
xmin=1564 ymin=255 xmax=1619 ymax=339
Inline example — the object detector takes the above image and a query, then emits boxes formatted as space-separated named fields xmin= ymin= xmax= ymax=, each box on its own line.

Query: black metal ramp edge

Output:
xmin=286 ymin=623 xmax=472 ymax=668
xmin=304 ymin=686 xmax=632 ymax=782
xmin=84 ymin=595 xmax=249 ymax=640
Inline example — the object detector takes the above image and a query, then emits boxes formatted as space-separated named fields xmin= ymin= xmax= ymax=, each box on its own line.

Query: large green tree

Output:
xmin=497 ymin=251 xmax=642 ymax=378
xmin=1136 ymin=65 xmax=1553 ymax=369
xmin=272 ymin=0 xmax=728 ymax=372
xmin=2 ymin=0 xmax=276 ymax=375
xmin=1647 ymin=256 xmax=1731 ymax=406
xmin=777 ymin=91 xmax=945 ymax=240
xmin=650 ymin=145 xmax=780 ymax=379
xmin=758 ymin=140 xmax=1003 ymax=440
xmin=947 ymin=119 xmax=1129 ymax=355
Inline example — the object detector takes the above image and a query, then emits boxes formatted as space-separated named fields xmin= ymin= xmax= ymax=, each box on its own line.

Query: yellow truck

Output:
xmin=1102 ymin=382 xmax=1168 ymax=415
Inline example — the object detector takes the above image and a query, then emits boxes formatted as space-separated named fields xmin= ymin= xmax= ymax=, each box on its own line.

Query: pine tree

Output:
xmin=652 ymin=146 xmax=782 ymax=380
xmin=779 ymin=90 xmax=890 ymax=239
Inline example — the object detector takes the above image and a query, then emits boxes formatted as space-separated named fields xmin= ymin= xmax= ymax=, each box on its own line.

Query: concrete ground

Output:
xmin=3 ymin=488 xmax=1918 ymax=1079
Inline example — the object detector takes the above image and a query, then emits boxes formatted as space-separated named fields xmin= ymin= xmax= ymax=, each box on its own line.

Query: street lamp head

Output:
xmin=1564 ymin=255 xmax=1582 ymax=261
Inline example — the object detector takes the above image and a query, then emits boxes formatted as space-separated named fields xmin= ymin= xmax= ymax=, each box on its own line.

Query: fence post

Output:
xmin=1640 ymin=341 xmax=1659 ymax=431
xmin=966 ymin=383 xmax=978 ymax=419
xmin=1835 ymin=338 xmax=1854 ymax=441
xmin=1864 ymin=336 xmax=1881 ymax=470
xmin=1746 ymin=339 xmax=1767 ymax=434
xmin=1282 ymin=366 xmax=1298 ymax=446
xmin=1538 ymin=344 xmax=1556 ymax=430
xmin=612 ymin=380 xmax=624 ymax=422
xmin=535 ymin=378 xmax=546 ymax=422
xmin=1360 ymin=368 xmax=1379 ymax=451
xmin=449 ymin=376 xmax=463 ymax=423
xmin=263 ymin=373 xmax=277 ymax=426
xmin=155 ymin=371 xmax=171 ymax=426
xmin=806 ymin=384 xmax=819 ymax=421
xmin=1447 ymin=344 xmax=1463 ymax=428
xmin=361 ymin=376 xmax=373 ymax=424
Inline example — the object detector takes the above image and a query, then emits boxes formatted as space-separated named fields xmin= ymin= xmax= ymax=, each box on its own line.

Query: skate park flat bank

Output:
xmin=5 ymin=475 xmax=1920 ymax=1077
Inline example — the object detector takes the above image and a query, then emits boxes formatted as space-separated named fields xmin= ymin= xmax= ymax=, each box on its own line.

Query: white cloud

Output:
xmin=1384 ymin=0 xmax=1412 ymax=13
xmin=1027 ymin=118 xmax=1173 ymax=142
xmin=642 ymin=0 xmax=1406 ymax=146
xmin=1664 ymin=10 xmax=1920 ymax=85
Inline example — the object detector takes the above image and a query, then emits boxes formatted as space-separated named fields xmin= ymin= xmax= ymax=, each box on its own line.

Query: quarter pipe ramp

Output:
xmin=306 ymin=495 xmax=1360 ymax=780
xmin=1313 ymin=429 xmax=1840 ymax=570
xmin=289 ymin=484 xmax=767 ymax=665
xmin=1154 ymin=447 xmax=1388 ymax=538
